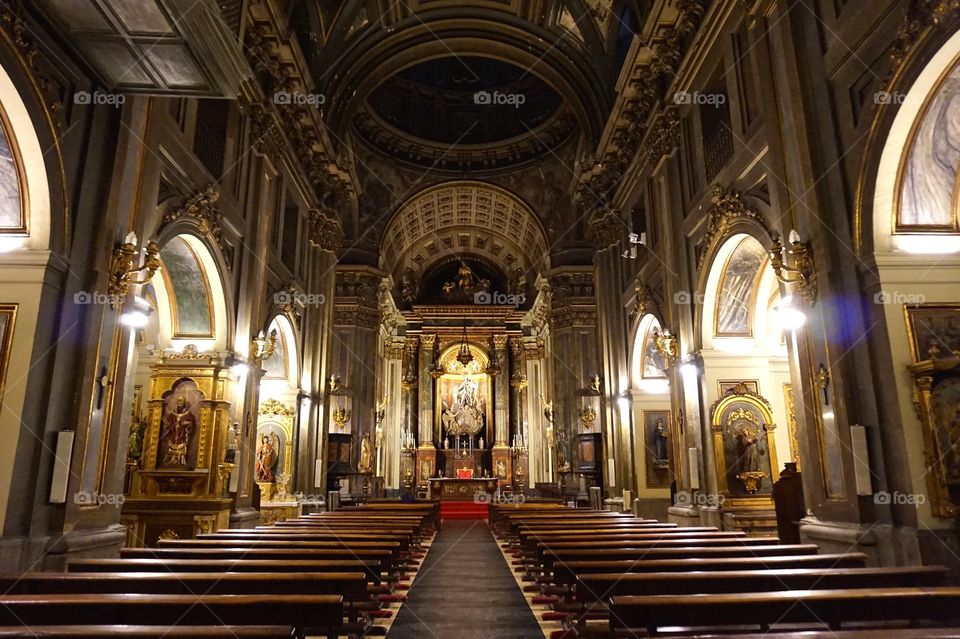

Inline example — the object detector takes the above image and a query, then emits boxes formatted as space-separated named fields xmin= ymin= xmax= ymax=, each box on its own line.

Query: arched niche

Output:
xmin=259 ymin=314 xmax=301 ymax=394
xmin=151 ymin=234 xmax=230 ymax=352
xmin=871 ymin=29 xmax=960 ymax=254
xmin=698 ymin=233 xmax=797 ymax=481
xmin=0 ymin=58 xmax=52 ymax=251
xmin=700 ymin=233 xmax=783 ymax=355
xmin=628 ymin=312 xmax=673 ymax=493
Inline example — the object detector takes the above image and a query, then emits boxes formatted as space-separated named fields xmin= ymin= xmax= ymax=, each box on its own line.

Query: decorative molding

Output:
xmin=307 ymin=209 xmax=343 ymax=251
xmin=0 ymin=2 xmax=64 ymax=118
xmin=576 ymin=0 xmax=707 ymax=207
xmin=887 ymin=0 xmax=960 ymax=89
xmin=259 ymin=397 xmax=295 ymax=417
xmin=587 ymin=209 xmax=625 ymax=249
xmin=163 ymin=185 xmax=233 ymax=269
xmin=695 ymin=186 xmax=767 ymax=270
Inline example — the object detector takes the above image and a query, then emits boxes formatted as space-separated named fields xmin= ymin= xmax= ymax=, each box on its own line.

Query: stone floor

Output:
xmin=386 ymin=520 xmax=545 ymax=639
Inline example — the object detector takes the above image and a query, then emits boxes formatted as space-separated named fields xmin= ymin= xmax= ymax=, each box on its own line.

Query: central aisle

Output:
xmin=387 ymin=520 xmax=545 ymax=639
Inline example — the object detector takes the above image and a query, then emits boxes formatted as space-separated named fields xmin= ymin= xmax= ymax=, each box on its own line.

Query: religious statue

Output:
xmin=400 ymin=271 xmax=418 ymax=304
xmin=224 ymin=422 xmax=241 ymax=463
xmin=161 ymin=395 xmax=196 ymax=467
xmin=255 ymin=432 xmax=278 ymax=482
xmin=442 ymin=377 xmax=485 ymax=435
xmin=736 ymin=424 xmax=761 ymax=474
xmin=496 ymin=459 xmax=507 ymax=478
xmin=440 ymin=262 xmax=492 ymax=303
xmin=127 ymin=418 xmax=144 ymax=462
xmin=555 ymin=427 xmax=570 ymax=471
xmin=359 ymin=433 xmax=374 ymax=474
xmin=653 ymin=418 xmax=669 ymax=463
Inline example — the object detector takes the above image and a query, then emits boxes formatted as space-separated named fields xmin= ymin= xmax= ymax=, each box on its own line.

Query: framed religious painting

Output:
xmin=0 ymin=304 xmax=16 ymax=410
xmin=642 ymin=410 xmax=671 ymax=488
xmin=904 ymin=304 xmax=960 ymax=362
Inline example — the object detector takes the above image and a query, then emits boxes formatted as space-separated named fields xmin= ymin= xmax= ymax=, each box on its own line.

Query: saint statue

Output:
xmin=127 ymin=419 xmax=143 ymax=462
xmin=736 ymin=425 xmax=761 ymax=473
xmin=359 ymin=433 xmax=374 ymax=474
xmin=653 ymin=419 xmax=669 ymax=462
xmin=255 ymin=433 xmax=277 ymax=481
xmin=496 ymin=459 xmax=507 ymax=478
xmin=161 ymin=396 xmax=196 ymax=467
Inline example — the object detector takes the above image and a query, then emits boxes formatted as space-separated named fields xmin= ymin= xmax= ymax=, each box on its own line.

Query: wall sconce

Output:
xmin=251 ymin=329 xmax=278 ymax=361
xmin=224 ymin=353 xmax=250 ymax=378
xmin=769 ymin=230 xmax=818 ymax=306
xmin=653 ymin=328 xmax=679 ymax=366
xmin=108 ymin=232 xmax=161 ymax=310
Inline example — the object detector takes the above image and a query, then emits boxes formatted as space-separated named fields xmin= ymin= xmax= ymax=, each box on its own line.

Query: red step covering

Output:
xmin=439 ymin=501 xmax=488 ymax=520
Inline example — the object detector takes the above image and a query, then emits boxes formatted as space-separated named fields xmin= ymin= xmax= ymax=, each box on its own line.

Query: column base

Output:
xmin=799 ymin=516 xmax=922 ymax=566
xmin=0 ymin=525 xmax=128 ymax=571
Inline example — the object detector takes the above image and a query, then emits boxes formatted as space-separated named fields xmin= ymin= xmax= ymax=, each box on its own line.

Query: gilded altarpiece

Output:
xmin=255 ymin=398 xmax=299 ymax=525
xmin=909 ymin=354 xmax=960 ymax=517
xmin=710 ymin=384 xmax=779 ymax=534
xmin=121 ymin=346 xmax=234 ymax=547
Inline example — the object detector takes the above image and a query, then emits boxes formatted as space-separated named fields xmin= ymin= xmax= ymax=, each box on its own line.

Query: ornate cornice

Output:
xmin=334 ymin=269 xmax=380 ymax=308
xmin=307 ymin=209 xmax=343 ymax=251
xmin=644 ymin=108 xmax=681 ymax=168
xmin=242 ymin=19 xmax=355 ymax=211
xmin=576 ymin=0 xmax=707 ymax=208
xmin=163 ymin=185 xmax=233 ymax=269
xmin=887 ymin=0 xmax=960 ymax=89
xmin=0 ymin=2 xmax=64 ymax=118
xmin=587 ymin=209 xmax=625 ymax=249
xmin=259 ymin=397 xmax=295 ymax=416
xmin=695 ymin=186 xmax=767 ymax=270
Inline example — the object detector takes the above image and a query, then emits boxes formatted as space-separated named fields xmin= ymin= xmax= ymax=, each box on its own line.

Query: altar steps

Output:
xmin=440 ymin=502 xmax=489 ymax=520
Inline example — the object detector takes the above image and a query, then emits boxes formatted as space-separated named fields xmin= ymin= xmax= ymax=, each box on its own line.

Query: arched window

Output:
xmin=0 ymin=99 xmax=26 ymax=234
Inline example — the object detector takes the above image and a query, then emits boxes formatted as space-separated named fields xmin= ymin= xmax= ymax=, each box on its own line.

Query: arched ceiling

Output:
xmin=380 ymin=181 xmax=550 ymax=281
xmin=288 ymin=0 xmax=649 ymax=171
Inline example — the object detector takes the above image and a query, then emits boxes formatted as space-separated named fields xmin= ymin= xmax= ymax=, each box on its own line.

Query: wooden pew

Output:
xmin=68 ymin=558 xmax=383 ymax=583
xmin=202 ymin=530 xmax=414 ymax=551
xmin=543 ymin=544 xmax=819 ymax=575
xmin=119 ymin=547 xmax=397 ymax=578
xmin=0 ymin=627 xmax=296 ymax=638
xmin=568 ymin=566 xmax=950 ymax=630
xmin=550 ymin=554 xmax=869 ymax=589
xmin=0 ymin=594 xmax=342 ymax=639
xmin=608 ymin=587 xmax=960 ymax=635
xmin=0 ymin=571 xmax=369 ymax=627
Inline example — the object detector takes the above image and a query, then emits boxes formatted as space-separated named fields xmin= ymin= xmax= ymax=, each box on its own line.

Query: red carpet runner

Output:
xmin=439 ymin=502 xmax=488 ymax=520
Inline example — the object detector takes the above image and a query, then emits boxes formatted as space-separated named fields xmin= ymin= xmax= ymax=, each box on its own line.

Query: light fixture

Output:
xmin=120 ymin=296 xmax=153 ymax=328
xmin=769 ymin=230 xmax=817 ymax=306
xmin=456 ymin=326 xmax=473 ymax=366
xmin=108 ymin=232 xmax=161 ymax=310
xmin=251 ymin=329 xmax=278 ymax=360
xmin=773 ymin=295 xmax=806 ymax=331
xmin=653 ymin=328 xmax=679 ymax=366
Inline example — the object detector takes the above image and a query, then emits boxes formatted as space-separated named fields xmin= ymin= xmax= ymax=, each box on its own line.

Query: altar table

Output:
xmin=428 ymin=478 xmax=498 ymax=502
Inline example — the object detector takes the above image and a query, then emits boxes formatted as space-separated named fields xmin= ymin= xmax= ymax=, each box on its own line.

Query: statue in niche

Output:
xmin=653 ymin=418 xmax=669 ymax=464
xmin=127 ymin=418 xmax=145 ymax=462
xmin=736 ymin=424 xmax=761 ymax=474
xmin=400 ymin=271 xmax=418 ymax=305
xmin=442 ymin=377 xmax=485 ymax=436
xmin=440 ymin=262 xmax=491 ymax=303
xmin=359 ymin=433 xmax=374 ymax=474
xmin=255 ymin=432 xmax=279 ymax=482
xmin=161 ymin=395 xmax=196 ymax=468
xmin=496 ymin=459 xmax=507 ymax=479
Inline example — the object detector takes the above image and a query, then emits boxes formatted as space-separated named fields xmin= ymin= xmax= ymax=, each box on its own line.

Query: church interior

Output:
xmin=0 ymin=0 xmax=959 ymax=636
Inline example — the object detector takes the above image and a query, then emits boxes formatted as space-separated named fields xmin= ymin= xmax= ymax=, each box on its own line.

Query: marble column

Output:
xmin=416 ymin=334 xmax=437 ymax=482
xmin=546 ymin=267 xmax=600 ymax=494
xmin=590 ymin=214 xmax=634 ymax=497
